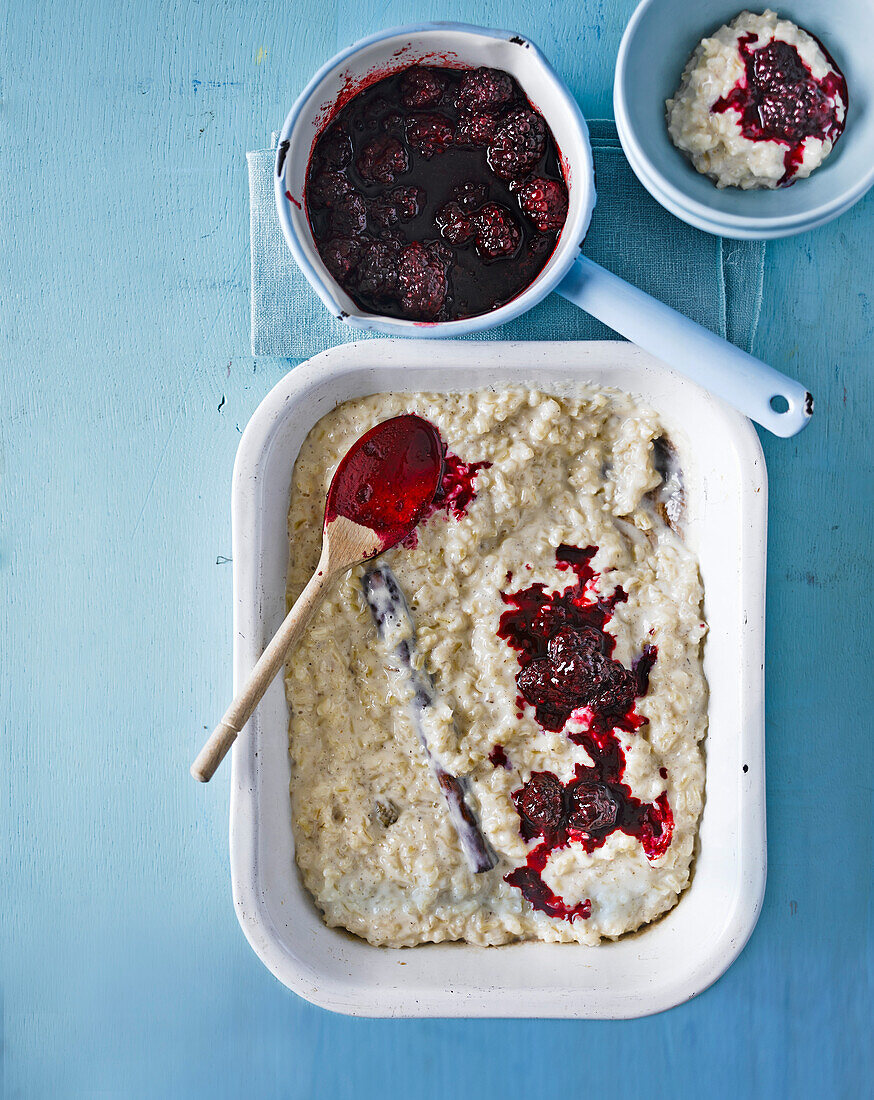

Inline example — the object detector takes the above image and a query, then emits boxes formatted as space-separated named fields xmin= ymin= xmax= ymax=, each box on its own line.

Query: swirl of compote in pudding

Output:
xmin=666 ymin=9 xmax=847 ymax=189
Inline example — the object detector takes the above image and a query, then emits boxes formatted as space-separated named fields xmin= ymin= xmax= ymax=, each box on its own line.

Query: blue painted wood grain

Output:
xmin=1 ymin=0 xmax=871 ymax=1096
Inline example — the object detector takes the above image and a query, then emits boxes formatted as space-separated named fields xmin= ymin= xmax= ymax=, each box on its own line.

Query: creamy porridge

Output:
xmin=666 ymin=10 xmax=847 ymax=189
xmin=285 ymin=387 xmax=707 ymax=947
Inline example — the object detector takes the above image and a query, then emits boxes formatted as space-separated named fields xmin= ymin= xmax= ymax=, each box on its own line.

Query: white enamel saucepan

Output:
xmin=275 ymin=22 xmax=813 ymax=437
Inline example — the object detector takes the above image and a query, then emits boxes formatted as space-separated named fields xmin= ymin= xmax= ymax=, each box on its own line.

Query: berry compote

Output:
xmin=711 ymin=32 xmax=848 ymax=186
xmin=304 ymin=66 xmax=569 ymax=321
xmin=498 ymin=545 xmax=670 ymax=921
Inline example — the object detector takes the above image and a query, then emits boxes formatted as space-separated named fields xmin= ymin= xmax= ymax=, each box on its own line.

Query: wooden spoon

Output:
xmin=191 ymin=414 xmax=444 ymax=782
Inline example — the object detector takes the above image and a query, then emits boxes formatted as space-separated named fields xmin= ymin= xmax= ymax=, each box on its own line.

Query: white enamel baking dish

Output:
xmin=228 ymin=340 xmax=767 ymax=1018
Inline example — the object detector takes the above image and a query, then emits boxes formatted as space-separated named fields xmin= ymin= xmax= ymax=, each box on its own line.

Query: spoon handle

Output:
xmin=191 ymin=552 xmax=333 ymax=783
xmin=557 ymin=254 xmax=813 ymax=437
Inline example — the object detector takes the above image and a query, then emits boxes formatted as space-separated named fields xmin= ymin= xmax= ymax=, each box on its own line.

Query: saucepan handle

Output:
xmin=556 ymin=254 xmax=813 ymax=437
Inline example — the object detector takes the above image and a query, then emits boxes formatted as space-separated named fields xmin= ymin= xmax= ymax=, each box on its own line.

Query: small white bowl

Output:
xmin=614 ymin=0 xmax=874 ymax=239
xmin=228 ymin=339 xmax=767 ymax=1018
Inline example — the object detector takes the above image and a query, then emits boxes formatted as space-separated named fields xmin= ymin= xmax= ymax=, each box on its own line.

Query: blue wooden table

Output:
xmin=2 ymin=1 xmax=871 ymax=1096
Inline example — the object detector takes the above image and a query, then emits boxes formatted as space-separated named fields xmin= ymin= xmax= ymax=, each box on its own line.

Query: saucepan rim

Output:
xmin=273 ymin=21 xmax=595 ymax=336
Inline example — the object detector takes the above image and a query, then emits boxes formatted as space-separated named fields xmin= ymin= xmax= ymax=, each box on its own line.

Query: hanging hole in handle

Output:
xmin=769 ymin=394 xmax=790 ymax=413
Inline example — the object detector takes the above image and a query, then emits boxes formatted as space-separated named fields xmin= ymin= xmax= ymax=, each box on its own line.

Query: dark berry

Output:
xmin=354 ymin=241 xmax=400 ymax=300
xmin=452 ymin=180 xmax=489 ymax=211
xmin=588 ymin=660 xmax=638 ymax=717
xmin=329 ymin=191 xmax=366 ymax=236
xmin=356 ymin=134 xmax=409 ymax=183
xmin=320 ymin=236 xmax=361 ymax=281
xmin=405 ymin=113 xmax=454 ymax=158
xmin=471 ymin=203 xmax=521 ymax=260
xmin=428 ymin=238 xmax=454 ymax=265
xmin=760 ymin=81 xmax=830 ymax=142
xmin=309 ymin=170 xmax=352 ymax=208
xmin=315 ymin=125 xmax=352 ymax=170
xmin=369 ymin=186 xmax=423 ymax=228
xmin=517 ymin=657 xmax=577 ymax=723
xmin=455 ymin=66 xmax=514 ymax=114
xmin=554 ymin=625 xmax=638 ymax=714
xmin=435 ymin=202 xmax=473 ymax=244
xmin=711 ymin=37 xmax=847 ymax=163
xmin=753 ymin=40 xmax=808 ymax=93
xmin=399 ymin=66 xmax=446 ymax=109
xmin=487 ymin=108 xmax=547 ymax=180
xmin=362 ymin=96 xmax=391 ymax=131
xmin=516 ymin=626 xmax=638 ymax=728
xmin=566 ymin=782 xmax=619 ymax=833
xmin=740 ymin=42 xmax=839 ymax=144
xmin=549 ymin=625 xmax=606 ymax=666
xmin=396 ymin=241 xmax=448 ymax=319
xmin=514 ymin=176 xmax=568 ymax=232
xmin=455 ymin=112 xmax=498 ymax=147
xmin=515 ymin=772 xmax=564 ymax=837
xmin=369 ymin=195 xmax=399 ymax=229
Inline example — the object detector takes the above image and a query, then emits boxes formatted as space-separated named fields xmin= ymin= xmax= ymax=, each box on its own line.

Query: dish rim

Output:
xmin=227 ymin=339 xmax=768 ymax=1018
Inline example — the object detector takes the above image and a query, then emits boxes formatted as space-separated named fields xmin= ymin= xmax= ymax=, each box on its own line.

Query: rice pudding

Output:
xmin=666 ymin=10 xmax=847 ymax=189
xmin=285 ymin=386 xmax=708 ymax=947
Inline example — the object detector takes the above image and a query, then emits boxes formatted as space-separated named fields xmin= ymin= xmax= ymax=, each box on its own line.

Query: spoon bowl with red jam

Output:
xmin=191 ymin=414 xmax=444 ymax=783
xmin=275 ymin=23 xmax=814 ymax=437
xmin=324 ymin=414 xmax=444 ymax=550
